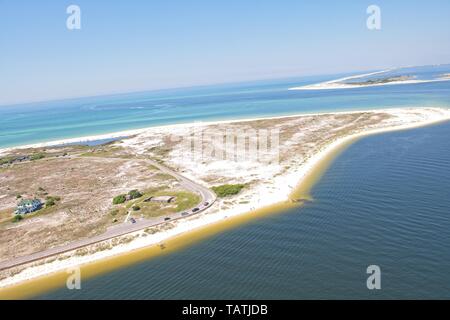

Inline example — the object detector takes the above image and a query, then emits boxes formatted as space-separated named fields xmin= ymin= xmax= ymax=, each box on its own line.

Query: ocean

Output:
xmin=38 ymin=120 xmax=450 ymax=299
xmin=1 ymin=65 xmax=450 ymax=149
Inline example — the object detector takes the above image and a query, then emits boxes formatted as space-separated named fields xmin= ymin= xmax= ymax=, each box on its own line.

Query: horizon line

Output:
xmin=1 ymin=63 xmax=448 ymax=108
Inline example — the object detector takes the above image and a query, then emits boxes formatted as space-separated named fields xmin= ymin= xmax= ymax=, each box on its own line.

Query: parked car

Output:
xmin=130 ymin=218 xmax=136 ymax=224
xmin=181 ymin=212 xmax=189 ymax=216
xmin=204 ymin=202 xmax=209 ymax=206
xmin=164 ymin=217 xmax=171 ymax=221
xmin=192 ymin=207 xmax=200 ymax=213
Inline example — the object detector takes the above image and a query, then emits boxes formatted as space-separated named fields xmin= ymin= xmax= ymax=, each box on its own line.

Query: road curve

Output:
xmin=0 ymin=159 xmax=216 ymax=271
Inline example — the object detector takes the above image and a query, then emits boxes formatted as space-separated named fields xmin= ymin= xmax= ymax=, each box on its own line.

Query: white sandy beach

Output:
xmin=1 ymin=107 xmax=450 ymax=290
xmin=288 ymin=69 xmax=450 ymax=91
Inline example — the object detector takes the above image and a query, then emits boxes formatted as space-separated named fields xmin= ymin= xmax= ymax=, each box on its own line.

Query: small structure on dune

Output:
xmin=144 ymin=196 xmax=175 ymax=203
xmin=15 ymin=199 xmax=43 ymax=214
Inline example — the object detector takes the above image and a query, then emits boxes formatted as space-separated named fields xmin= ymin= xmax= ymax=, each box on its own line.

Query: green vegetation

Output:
xmin=113 ymin=194 xmax=126 ymax=205
xmin=46 ymin=198 xmax=55 ymax=207
xmin=30 ymin=152 xmax=45 ymax=161
xmin=212 ymin=184 xmax=245 ymax=197
xmin=108 ymin=207 xmax=128 ymax=221
xmin=12 ymin=215 xmax=23 ymax=223
xmin=16 ymin=194 xmax=22 ymax=199
xmin=113 ymin=190 xmax=142 ymax=205
xmin=173 ymin=191 xmax=200 ymax=212
xmin=119 ymin=189 xmax=200 ymax=218
xmin=45 ymin=196 xmax=61 ymax=208
xmin=350 ymin=75 xmax=413 ymax=86
xmin=128 ymin=189 xmax=143 ymax=200
xmin=0 ymin=156 xmax=14 ymax=166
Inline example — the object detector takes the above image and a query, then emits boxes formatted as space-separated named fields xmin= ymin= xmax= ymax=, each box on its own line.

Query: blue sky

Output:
xmin=1 ymin=0 xmax=450 ymax=105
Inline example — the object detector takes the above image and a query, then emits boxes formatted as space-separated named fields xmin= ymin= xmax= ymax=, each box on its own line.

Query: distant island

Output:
xmin=289 ymin=70 xmax=450 ymax=91
xmin=346 ymin=75 xmax=415 ymax=86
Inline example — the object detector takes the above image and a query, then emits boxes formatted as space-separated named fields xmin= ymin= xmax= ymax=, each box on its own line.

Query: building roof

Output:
xmin=18 ymin=199 xmax=42 ymax=207
xmin=145 ymin=196 xmax=175 ymax=202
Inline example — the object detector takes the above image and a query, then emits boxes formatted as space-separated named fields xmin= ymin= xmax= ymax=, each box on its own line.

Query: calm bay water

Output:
xmin=1 ymin=65 xmax=450 ymax=148
xmin=39 ymin=121 xmax=450 ymax=299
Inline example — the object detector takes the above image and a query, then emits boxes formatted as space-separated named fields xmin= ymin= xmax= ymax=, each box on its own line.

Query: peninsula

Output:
xmin=0 ymin=107 xmax=449 ymax=292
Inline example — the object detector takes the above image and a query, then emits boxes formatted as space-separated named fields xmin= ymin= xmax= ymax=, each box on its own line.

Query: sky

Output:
xmin=1 ymin=0 xmax=450 ymax=105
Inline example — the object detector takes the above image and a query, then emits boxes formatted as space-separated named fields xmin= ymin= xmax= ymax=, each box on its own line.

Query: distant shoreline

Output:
xmin=289 ymin=68 xmax=450 ymax=91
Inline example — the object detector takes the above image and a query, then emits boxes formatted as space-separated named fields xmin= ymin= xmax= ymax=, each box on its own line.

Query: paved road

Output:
xmin=0 ymin=158 xmax=216 ymax=271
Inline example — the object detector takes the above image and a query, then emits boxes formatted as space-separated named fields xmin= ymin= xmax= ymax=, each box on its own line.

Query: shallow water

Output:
xmin=1 ymin=65 xmax=450 ymax=148
xmin=37 ymin=121 xmax=450 ymax=299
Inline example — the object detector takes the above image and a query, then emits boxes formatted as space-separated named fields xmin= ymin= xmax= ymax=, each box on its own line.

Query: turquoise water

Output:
xmin=1 ymin=65 xmax=450 ymax=148
xmin=39 ymin=121 xmax=450 ymax=299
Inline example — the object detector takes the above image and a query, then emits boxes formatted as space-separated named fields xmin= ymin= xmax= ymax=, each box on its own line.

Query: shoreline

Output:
xmin=290 ymin=78 xmax=450 ymax=91
xmin=1 ymin=108 xmax=450 ymax=299
xmin=0 ymin=106 xmax=448 ymax=154
xmin=288 ymin=69 xmax=391 ymax=90
xmin=288 ymin=68 xmax=450 ymax=91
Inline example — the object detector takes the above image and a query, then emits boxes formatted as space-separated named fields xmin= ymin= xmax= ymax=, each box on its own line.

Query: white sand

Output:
xmin=289 ymin=69 xmax=450 ymax=90
xmin=0 ymin=106 xmax=445 ymax=154
xmin=1 ymin=107 xmax=450 ymax=289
